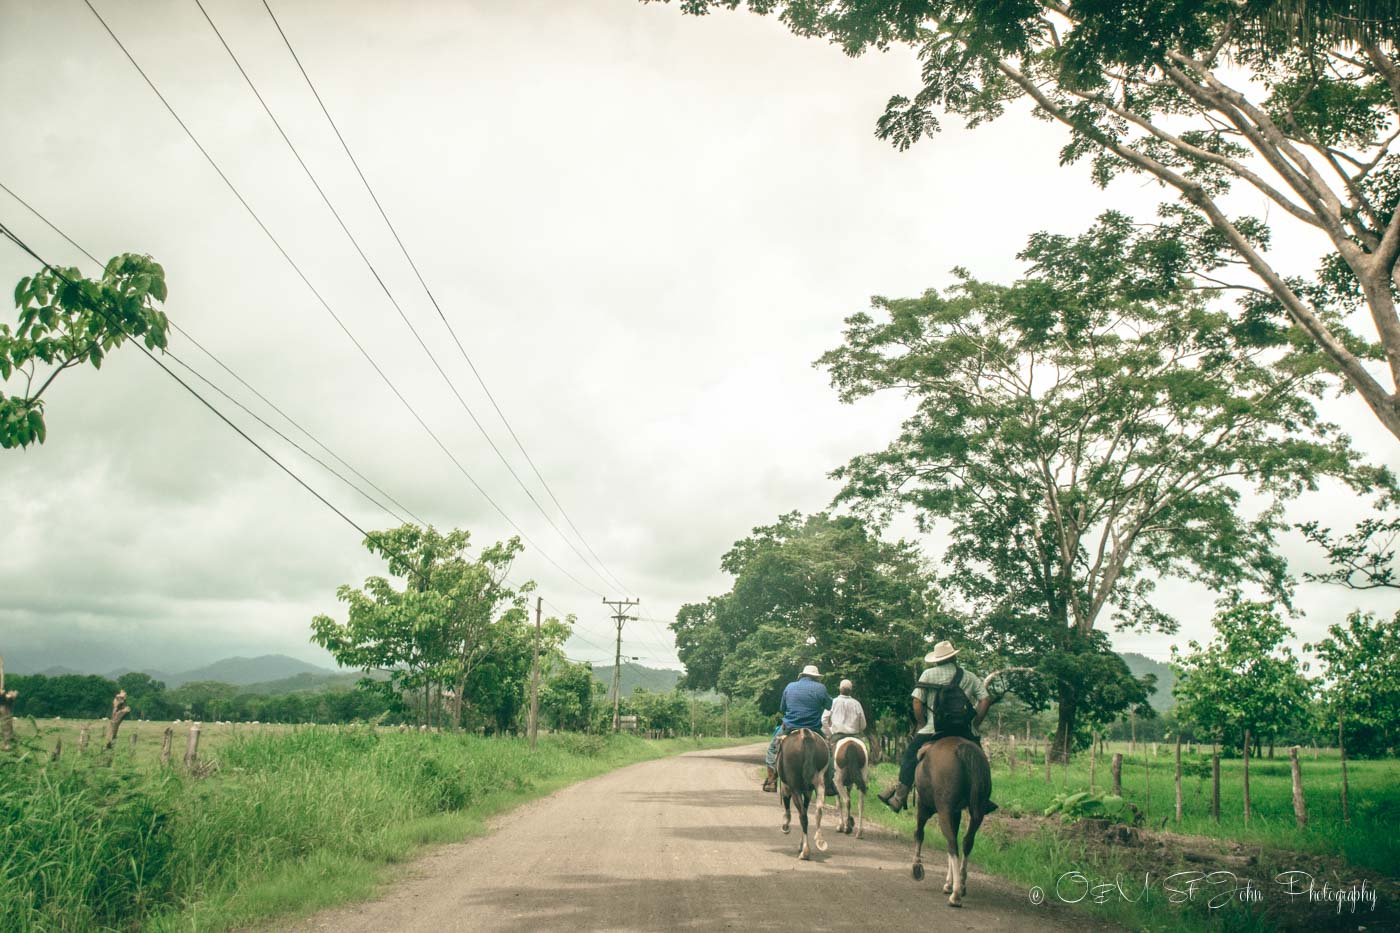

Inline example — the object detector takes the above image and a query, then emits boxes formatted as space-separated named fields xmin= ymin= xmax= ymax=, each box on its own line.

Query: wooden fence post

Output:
xmin=160 ymin=727 xmax=174 ymax=765
xmin=1044 ymin=743 xmax=1052 ymax=784
xmin=1212 ymin=754 xmax=1221 ymax=823
xmin=1289 ymin=746 xmax=1307 ymax=827
xmin=78 ymin=724 xmax=90 ymax=755
xmin=1111 ymin=752 xmax=1123 ymax=796
xmin=50 ymin=737 xmax=62 ymax=762
xmin=1174 ymin=734 xmax=1183 ymax=824
xmin=104 ymin=690 xmax=131 ymax=750
xmin=129 ymin=731 xmax=138 ymax=752
xmin=1339 ymin=713 xmax=1350 ymax=825
xmin=0 ymin=685 xmax=15 ymax=753
xmin=1089 ymin=732 xmax=1098 ymax=792
xmin=1009 ymin=735 xmax=1017 ymax=773
xmin=183 ymin=723 xmax=201 ymax=768
xmin=1144 ymin=751 xmax=1151 ymax=821
xmin=1242 ymin=728 xmax=1252 ymax=826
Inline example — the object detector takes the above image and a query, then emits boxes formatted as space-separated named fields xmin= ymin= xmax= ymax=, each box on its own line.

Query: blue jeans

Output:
xmin=765 ymin=724 xmax=785 ymax=768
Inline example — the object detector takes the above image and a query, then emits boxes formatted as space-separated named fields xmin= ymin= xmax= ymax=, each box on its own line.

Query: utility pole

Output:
xmin=602 ymin=597 xmax=640 ymax=732
xmin=528 ymin=596 xmax=542 ymax=751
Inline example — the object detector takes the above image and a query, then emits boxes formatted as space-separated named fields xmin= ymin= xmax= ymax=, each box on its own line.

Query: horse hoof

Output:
xmin=845 ymin=817 xmax=854 ymax=833
xmin=947 ymin=897 xmax=963 ymax=908
xmin=781 ymin=825 xmax=791 ymax=835
xmin=815 ymin=838 xmax=829 ymax=853
xmin=943 ymin=882 xmax=953 ymax=894
xmin=912 ymin=864 xmax=924 ymax=881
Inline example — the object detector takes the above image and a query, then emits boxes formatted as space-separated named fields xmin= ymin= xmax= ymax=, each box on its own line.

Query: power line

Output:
xmin=4 ymin=206 xmax=603 ymax=646
xmin=0 ymin=180 xmax=425 ymax=528
xmin=260 ymin=0 xmax=633 ymax=597
xmin=0 ymin=220 xmax=372 ymax=541
xmin=79 ymin=0 xmax=607 ymax=601
xmin=191 ymin=0 xmax=623 ymax=598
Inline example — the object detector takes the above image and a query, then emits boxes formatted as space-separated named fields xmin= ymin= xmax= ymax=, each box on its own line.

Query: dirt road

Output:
xmin=284 ymin=743 xmax=1116 ymax=932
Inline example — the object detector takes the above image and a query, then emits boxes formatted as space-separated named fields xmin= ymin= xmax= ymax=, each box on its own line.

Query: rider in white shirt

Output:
xmin=822 ymin=679 xmax=867 ymax=744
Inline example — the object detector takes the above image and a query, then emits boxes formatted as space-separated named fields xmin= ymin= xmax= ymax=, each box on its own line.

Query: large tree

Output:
xmin=1171 ymin=601 xmax=1313 ymax=754
xmin=655 ymin=0 xmax=1400 ymax=441
xmin=672 ymin=511 xmax=956 ymax=720
xmin=3 ymin=255 xmax=169 ymax=448
xmin=819 ymin=214 xmax=1373 ymax=757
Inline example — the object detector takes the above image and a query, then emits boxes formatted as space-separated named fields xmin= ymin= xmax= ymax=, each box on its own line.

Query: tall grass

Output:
xmin=0 ymin=728 xmax=740 ymax=932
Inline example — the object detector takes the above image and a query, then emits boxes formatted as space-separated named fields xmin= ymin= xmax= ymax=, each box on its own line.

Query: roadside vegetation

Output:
xmin=0 ymin=726 xmax=752 ymax=933
xmin=858 ymin=749 xmax=1400 ymax=931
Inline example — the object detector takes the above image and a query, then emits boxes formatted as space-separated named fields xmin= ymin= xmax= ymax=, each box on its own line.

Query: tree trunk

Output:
xmin=1052 ymin=686 xmax=1077 ymax=763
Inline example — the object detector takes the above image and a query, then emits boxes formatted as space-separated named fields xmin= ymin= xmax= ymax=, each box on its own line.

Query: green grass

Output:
xmin=857 ymin=742 xmax=1400 ymax=931
xmin=17 ymin=717 xmax=296 ymax=769
xmin=984 ymin=741 xmax=1399 ymax=873
xmin=0 ymin=725 xmax=756 ymax=933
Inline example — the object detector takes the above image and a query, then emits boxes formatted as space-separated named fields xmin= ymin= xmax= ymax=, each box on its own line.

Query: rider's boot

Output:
xmin=878 ymin=782 xmax=910 ymax=812
xmin=762 ymin=766 xmax=778 ymax=793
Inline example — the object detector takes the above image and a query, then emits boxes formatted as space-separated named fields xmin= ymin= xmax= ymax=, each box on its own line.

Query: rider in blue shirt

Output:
xmin=763 ymin=664 xmax=836 ymax=794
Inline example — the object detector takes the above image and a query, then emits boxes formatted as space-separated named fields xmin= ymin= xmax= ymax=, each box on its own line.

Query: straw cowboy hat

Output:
xmin=800 ymin=664 xmax=821 ymax=678
xmin=924 ymin=640 xmax=958 ymax=664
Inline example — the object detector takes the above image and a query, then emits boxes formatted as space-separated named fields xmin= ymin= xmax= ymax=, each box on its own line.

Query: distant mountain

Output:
xmin=590 ymin=662 xmax=683 ymax=697
xmin=168 ymin=655 xmax=334 ymax=687
xmin=1120 ymin=652 xmax=1176 ymax=711
xmin=239 ymin=670 xmax=382 ymax=695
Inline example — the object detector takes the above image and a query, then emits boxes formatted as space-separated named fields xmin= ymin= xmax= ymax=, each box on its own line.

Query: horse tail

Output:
xmin=956 ymin=740 xmax=992 ymax=811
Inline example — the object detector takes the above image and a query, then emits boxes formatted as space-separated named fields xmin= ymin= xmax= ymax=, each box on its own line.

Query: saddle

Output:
xmin=833 ymin=735 xmax=868 ymax=760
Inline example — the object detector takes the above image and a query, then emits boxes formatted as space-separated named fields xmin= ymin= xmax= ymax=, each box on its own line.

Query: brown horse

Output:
xmin=832 ymin=736 xmax=869 ymax=837
xmin=776 ymin=727 xmax=830 ymax=860
xmin=909 ymin=737 xmax=993 ymax=907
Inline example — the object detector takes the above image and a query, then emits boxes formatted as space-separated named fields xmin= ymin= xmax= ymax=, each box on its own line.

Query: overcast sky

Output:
xmin=1 ymin=0 xmax=1395 ymax=676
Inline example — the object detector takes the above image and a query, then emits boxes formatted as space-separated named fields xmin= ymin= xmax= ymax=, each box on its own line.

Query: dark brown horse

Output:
xmin=832 ymin=736 xmax=869 ymax=837
xmin=909 ymin=736 xmax=993 ymax=906
xmin=776 ymin=727 xmax=830 ymax=859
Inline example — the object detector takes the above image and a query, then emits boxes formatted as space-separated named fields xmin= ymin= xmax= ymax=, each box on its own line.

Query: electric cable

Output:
xmin=260 ymin=0 xmax=634 ymax=596
xmin=80 ymin=0 xmax=608 ymax=601
xmin=192 ymin=0 xmax=622 ymax=597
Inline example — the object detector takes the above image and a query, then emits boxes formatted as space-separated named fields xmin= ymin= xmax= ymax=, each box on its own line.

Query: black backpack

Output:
xmin=932 ymin=666 xmax=973 ymax=732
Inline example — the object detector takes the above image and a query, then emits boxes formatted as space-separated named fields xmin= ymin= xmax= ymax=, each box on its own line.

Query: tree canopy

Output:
xmin=655 ymin=0 xmax=1400 ymax=441
xmin=311 ymin=524 xmax=568 ymax=729
xmin=671 ymin=511 xmax=957 ymax=720
xmin=818 ymin=214 xmax=1374 ymax=755
xmin=1307 ymin=608 xmax=1400 ymax=756
xmin=3 ymin=255 xmax=169 ymax=448
xmin=1171 ymin=601 xmax=1313 ymax=752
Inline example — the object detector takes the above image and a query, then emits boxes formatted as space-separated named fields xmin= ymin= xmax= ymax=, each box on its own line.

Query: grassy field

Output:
xmin=855 ymin=740 xmax=1400 ymax=932
xmin=0 ymin=722 xmax=757 ymax=933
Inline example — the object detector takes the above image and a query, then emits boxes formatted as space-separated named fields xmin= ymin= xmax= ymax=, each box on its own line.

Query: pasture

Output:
xmin=0 ymin=723 xmax=756 ymax=933
xmin=859 ymin=741 xmax=1400 ymax=931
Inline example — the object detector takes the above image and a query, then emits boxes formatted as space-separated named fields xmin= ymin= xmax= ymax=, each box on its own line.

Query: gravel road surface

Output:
xmin=282 ymin=743 xmax=1118 ymax=932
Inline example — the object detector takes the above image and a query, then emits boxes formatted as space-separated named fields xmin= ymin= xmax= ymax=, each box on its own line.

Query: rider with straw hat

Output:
xmin=877 ymin=639 xmax=995 ymax=813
